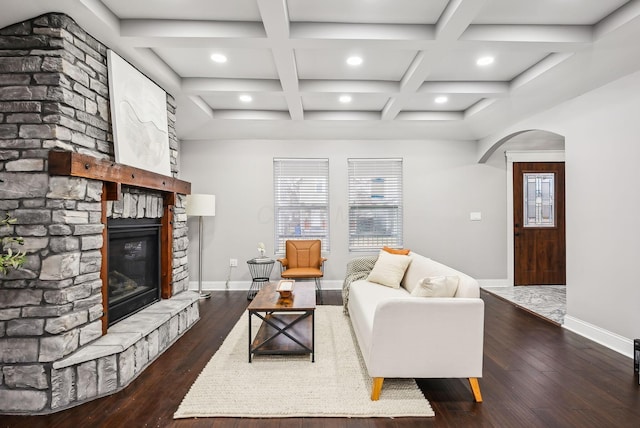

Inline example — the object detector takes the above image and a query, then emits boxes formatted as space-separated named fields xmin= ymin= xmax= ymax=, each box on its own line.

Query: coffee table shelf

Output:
xmin=251 ymin=313 xmax=313 ymax=355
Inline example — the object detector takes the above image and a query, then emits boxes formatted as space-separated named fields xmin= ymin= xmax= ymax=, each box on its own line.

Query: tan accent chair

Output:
xmin=277 ymin=240 xmax=326 ymax=304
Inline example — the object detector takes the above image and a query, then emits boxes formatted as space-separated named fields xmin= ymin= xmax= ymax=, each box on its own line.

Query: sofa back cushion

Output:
xmin=401 ymin=253 xmax=479 ymax=298
xmin=411 ymin=276 xmax=459 ymax=297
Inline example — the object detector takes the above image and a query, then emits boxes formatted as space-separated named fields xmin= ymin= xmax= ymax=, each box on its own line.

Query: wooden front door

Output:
xmin=513 ymin=162 xmax=566 ymax=285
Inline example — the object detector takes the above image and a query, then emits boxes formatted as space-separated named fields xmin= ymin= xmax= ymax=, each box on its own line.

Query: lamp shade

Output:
xmin=186 ymin=194 xmax=216 ymax=217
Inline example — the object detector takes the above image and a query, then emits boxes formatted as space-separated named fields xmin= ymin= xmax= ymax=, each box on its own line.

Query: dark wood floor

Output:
xmin=2 ymin=290 xmax=639 ymax=428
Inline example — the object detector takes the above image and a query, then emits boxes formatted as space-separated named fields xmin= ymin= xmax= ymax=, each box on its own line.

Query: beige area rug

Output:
xmin=174 ymin=305 xmax=434 ymax=418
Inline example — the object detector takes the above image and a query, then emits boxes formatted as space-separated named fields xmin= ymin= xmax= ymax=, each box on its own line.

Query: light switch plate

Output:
xmin=470 ymin=212 xmax=482 ymax=221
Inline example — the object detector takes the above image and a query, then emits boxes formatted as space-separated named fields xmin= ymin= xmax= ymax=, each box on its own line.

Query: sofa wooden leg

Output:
xmin=468 ymin=378 xmax=483 ymax=402
xmin=371 ymin=378 xmax=384 ymax=401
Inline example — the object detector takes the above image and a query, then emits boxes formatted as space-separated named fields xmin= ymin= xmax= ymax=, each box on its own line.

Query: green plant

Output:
xmin=1 ymin=213 xmax=26 ymax=274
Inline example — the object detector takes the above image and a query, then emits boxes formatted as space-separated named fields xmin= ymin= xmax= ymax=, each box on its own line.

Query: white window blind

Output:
xmin=274 ymin=158 xmax=330 ymax=254
xmin=348 ymin=158 xmax=403 ymax=251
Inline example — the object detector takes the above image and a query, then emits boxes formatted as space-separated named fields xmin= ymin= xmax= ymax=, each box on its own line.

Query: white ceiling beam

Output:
xmin=258 ymin=0 xmax=290 ymax=39
xmin=79 ymin=0 xmax=120 ymax=33
xmin=464 ymin=98 xmax=499 ymax=118
xmin=381 ymin=96 xmax=400 ymax=121
xmin=267 ymin=48 xmax=304 ymax=120
xmin=595 ymin=0 xmax=640 ymax=40
xmin=381 ymin=50 xmax=444 ymax=120
xmin=132 ymin=47 xmax=182 ymax=93
xmin=258 ymin=0 xmax=303 ymax=120
xmin=288 ymin=39 xmax=437 ymax=51
xmin=511 ymin=52 xmax=574 ymax=91
xmin=305 ymin=111 xmax=381 ymax=121
xmin=419 ymin=81 xmax=509 ymax=95
xmin=299 ymin=80 xmax=398 ymax=94
xmin=120 ymin=19 xmax=265 ymax=39
xmin=186 ymin=95 xmax=214 ymax=119
xmin=396 ymin=111 xmax=464 ymax=121
xmin=183 ymin=78 xmax=282 ymax=93
xmin=436 ymin=0 xmax=488 ymax=41
xmin=290 ymin=23 xmax=434 ymax=41
xmin=460 ymin=25 xmax=592 ymax=44
xmin=382 ymin=1 xmax=487 ymax=121
xmin=123 ymin=37 xmax=271 ymax=49
xmin=212 ymin=110 xmax=291 ymax=120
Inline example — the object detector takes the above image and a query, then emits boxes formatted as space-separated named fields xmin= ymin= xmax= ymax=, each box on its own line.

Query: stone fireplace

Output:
xmin=0 ymin=13 xmax=198 ymax=414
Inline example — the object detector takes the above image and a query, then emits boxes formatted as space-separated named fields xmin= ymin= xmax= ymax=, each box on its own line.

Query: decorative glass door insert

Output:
xmin=523 ymin=173 xmax=555 ymax=227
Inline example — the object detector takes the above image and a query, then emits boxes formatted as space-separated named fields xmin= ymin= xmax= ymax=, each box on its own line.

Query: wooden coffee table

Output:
xmin=247 ymin=282 xmax=316 ymax=362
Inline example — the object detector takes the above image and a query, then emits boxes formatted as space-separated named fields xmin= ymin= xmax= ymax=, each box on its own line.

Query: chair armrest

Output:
xmin=277 ymin=258 xmax=288 ymax=274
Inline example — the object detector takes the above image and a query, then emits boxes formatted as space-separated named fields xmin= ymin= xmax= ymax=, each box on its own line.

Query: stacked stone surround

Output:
xmin=0 ymin=13 xmax=195 ymax=414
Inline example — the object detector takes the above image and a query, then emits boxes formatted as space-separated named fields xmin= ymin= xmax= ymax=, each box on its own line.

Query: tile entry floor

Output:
xmin=481 ymin=285 xmax=566 ymax=325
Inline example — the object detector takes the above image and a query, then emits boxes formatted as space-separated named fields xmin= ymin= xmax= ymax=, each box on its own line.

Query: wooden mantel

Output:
xmin=48 ymin=150 xmax=192 ymax=333
xmin=48 ymin=150 xmax=190 ymax=195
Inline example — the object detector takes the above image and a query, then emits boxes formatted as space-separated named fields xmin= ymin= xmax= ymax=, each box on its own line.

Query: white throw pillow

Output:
xmin=411 ymin=276 xmax=459 ymax=297
xmin=366 ymin=250 xmax=412 ymax=288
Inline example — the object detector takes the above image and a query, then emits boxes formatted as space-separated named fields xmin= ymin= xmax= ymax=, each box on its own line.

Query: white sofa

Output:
xmin=346 ymin=251 xmax=484 ymax=401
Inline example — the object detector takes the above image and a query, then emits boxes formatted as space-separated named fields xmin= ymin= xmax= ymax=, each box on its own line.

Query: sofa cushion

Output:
xmin=401 ymin=253 xmax=433 ymax=293
xmin=401 ymin=253 xmax=480 ymax=298
xmin=411 ymin=276 xmax=459 ymax=298
xmin=366 ymin=250 xmax=412 ymax=288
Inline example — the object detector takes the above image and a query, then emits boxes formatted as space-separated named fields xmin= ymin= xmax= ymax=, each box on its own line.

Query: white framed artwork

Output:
xmin=107 ymin=50 xmax=171 ymax=176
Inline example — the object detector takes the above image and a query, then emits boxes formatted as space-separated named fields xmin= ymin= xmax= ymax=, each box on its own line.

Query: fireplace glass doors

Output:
xmin=107 ymin=218 xmax=161 ymax=326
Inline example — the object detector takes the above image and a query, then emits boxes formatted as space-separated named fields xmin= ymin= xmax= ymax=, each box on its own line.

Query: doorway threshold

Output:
xmin=481 ymin=285 xmax=566 ymax=325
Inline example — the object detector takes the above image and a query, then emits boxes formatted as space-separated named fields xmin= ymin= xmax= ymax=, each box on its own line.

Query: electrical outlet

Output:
xmin=229 ymin=258 xmax=238 ymax=267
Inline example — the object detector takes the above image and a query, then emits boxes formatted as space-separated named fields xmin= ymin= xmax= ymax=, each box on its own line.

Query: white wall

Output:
xmin=180 ymin=139 xmax=506 ymax=288
xmin=480 ymin=69 xmax=640 ymax=355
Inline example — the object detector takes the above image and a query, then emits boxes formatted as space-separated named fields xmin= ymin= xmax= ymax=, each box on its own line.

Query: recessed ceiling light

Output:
xmin=476 ymin=56 xmax=494 ymax=66
xmin=339 ymin=95 xmax=352 ymax=103
xmin=210 ymin=53 xmax=227 ymax=63
xmin=239 ymin=94 xmax=252 ymax=103
xmin=434 ymin=96 xmax=448 ymax=104
xmin=346 ymin=56 xmax=363 ymax=66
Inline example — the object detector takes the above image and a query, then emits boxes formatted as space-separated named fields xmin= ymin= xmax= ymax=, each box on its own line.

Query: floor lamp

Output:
xmin=186 ymin=194 xmax=216 ymax=299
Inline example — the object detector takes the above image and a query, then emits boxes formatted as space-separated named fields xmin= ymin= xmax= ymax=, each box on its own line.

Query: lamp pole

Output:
xmin=197 ymin=215 xmax=210 ymax=299
xmin=186 ymin=194 xmax=216 ymax=299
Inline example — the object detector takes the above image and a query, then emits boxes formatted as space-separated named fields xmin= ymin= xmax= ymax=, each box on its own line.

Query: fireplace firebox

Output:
xmin=107 ymin=218 xmax=161 ymax=326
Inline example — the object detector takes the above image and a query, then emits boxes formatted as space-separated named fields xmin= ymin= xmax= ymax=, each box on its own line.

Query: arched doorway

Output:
xmin=482 ymin=129 xmax=565 ymax=286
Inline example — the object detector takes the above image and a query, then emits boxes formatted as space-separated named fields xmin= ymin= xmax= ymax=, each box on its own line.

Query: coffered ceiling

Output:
xmin=3 ymin=0 xmax=640 ymax=142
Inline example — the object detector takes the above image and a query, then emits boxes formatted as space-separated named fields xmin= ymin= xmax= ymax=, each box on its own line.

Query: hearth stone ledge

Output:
xmin=42 ymin=291 xmax=200 ymax=413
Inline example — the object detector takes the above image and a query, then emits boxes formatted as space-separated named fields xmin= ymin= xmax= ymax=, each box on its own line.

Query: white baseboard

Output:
xmin=189 ymin=279 xmax=344 ymax=292
xmin=563 ymin=315 xmax=634 ymax=359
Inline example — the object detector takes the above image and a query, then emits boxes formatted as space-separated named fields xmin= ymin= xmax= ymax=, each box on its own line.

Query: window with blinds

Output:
xmin=348 ymin=158 xmax=403 ymax=251
xmin=273 ymin=158 xmax=330 ymax=254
